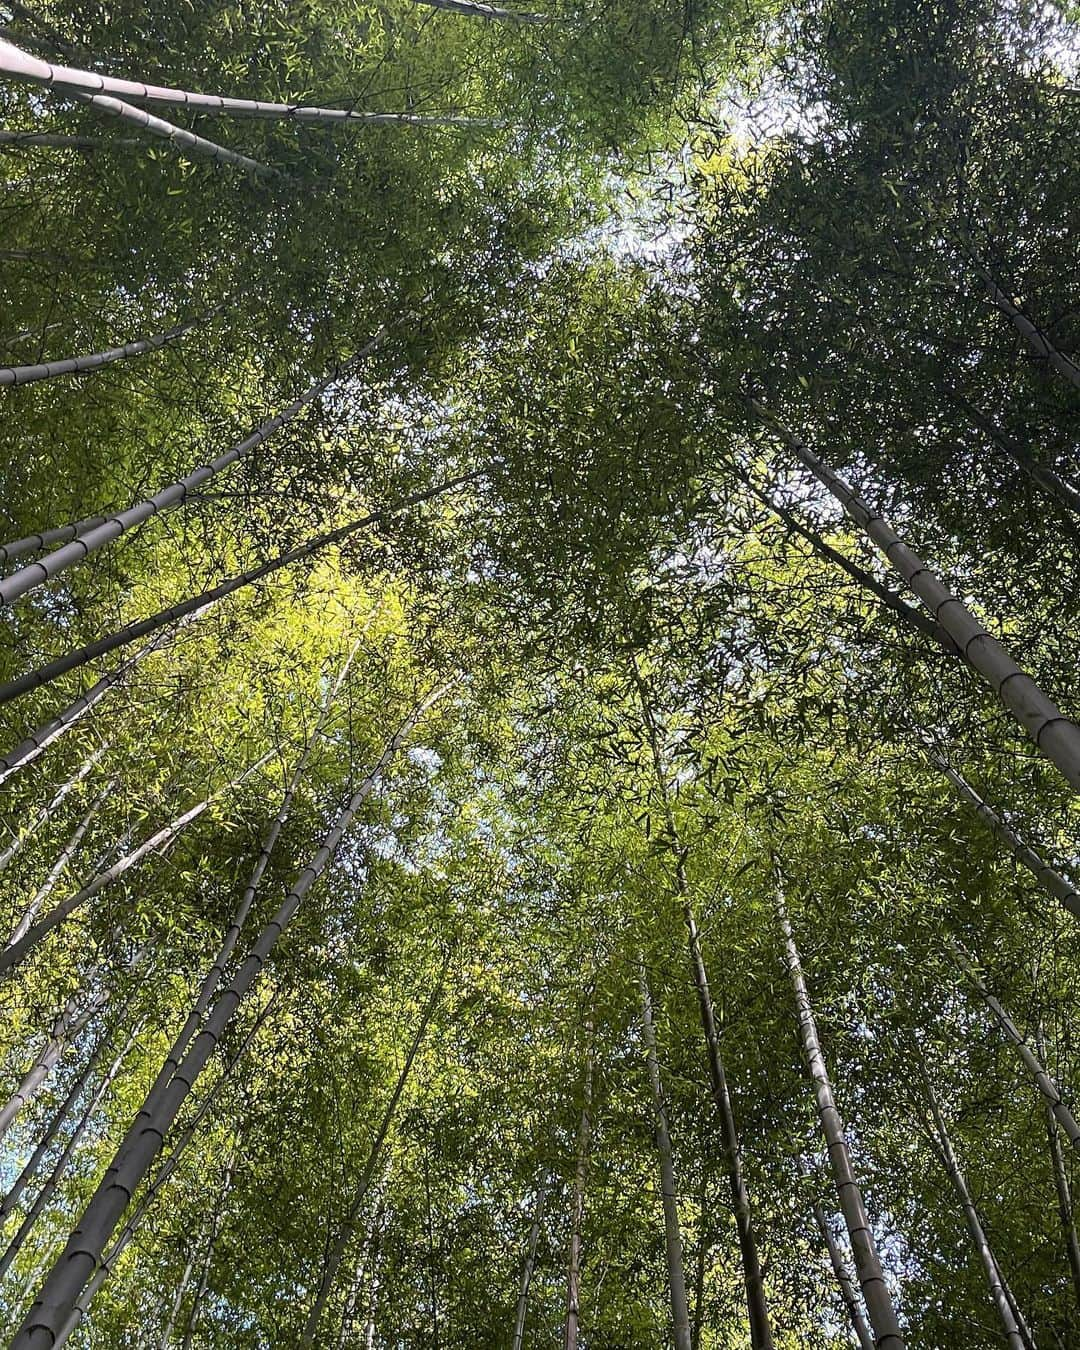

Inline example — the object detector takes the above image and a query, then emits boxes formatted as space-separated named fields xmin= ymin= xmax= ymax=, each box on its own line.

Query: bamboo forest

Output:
xmin=3 ymin=0 xmax=1080 ymax=1346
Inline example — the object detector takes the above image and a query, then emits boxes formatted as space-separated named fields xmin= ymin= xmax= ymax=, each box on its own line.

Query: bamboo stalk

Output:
xmin=512 ymin=1178 xmax=548 ymax=1350
xmin=749 ymin=396 xmax=1080 ymax=793
xmin=563 ymin=1015 xmax=594 ymax=1350
xmin=813 ymin=1203 xmax=874 ymax=1350
xmin=639 ymin=961 xmax=692 ymax=1350
xmin=0 ymin=313 xmax=209 ymax=390
xmin=919 ymin=1055 xmax=1029 ymax=1349
xmin=0 ymin=38 xmax=496 ymax=128
xmin=777 ymin=894 xmax=903 ymax=1348
xmin=633 ymin=661 xmax=775 ymax=1349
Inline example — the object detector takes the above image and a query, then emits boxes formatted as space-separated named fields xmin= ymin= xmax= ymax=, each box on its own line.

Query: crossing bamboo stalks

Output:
xmin=7 ymin=788 xmax=109 ymax=946
xmin=919 ymin=1055 xmax=1031 ymax=1349
xmin=777 ymin=893 xmax=904 ymax=1348
xmin=0 ymin=38 xmax=497 ymax=128
xmin=0 ymin=313 xmax=209 ymax=389
xmin=50 ymin=991 xmax=277 ymax=1349
xmin=512 ymin=1178 xmax=548 ymax=1350
xmin=813 ymin=1203 xmax=874 ymax=1350
xmin=0 ymin=471 xmax=480 ymax=704
xmin=301 ymin=968 xmax=445 ymax=1343
xmin=0 ymin=333 xmax=382 ymax=607
xmin=948 ymin=942 xmax=1080 ymax=1147
xmin=639 ymin=962 xmax=692 ymax=1350
xmin=0 ymin=989 xmax=106 ymax=1143
xmin=14 ymin=686 xmax=449 ymax=1347
xmin=0 ymin=751 xmax=272 ymax=976
xmin=748 ymin=395 xmax=1080 ymax=792
xmin=118 ymin=639 xmax=360 ymax=1149
xmin=0 ymin=986 xmax=137 ymax=1219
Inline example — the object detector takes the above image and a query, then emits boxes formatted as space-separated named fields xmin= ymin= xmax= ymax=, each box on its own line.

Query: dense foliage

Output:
xmin=1 ymin=0 xmax=1079 ymax=1346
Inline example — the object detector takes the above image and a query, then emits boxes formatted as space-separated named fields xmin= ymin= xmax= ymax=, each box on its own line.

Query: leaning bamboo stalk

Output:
xmin=0 ymin=989 xmax=106 ymax=1144
xmin=975 ymin=265 xmax=1080 ymax=393
xmin=919 ymin=1057 xmax=1028 ymax=1349
xmin=564 ymin=1017 xmax=594 ymax=1350
xmin=15 ymin=687 xmax=449 ymax=1347
xmin=1037 ymin=1026 xmax=1080 ymax=1315
xmin=0 ymin=986 xmax=136 ymax=1218
xmin=337 ymin=1200 xmax=385 ymax=1350
xmin=736 ymin=466 xmax=951 ymax=651
xmin=0 ymin=334 xmax=382 ymax=607
xmin=633 ymin=662 xmax=774 ymax=1349
xmin=512 ymin=1178 xmax=548 ymax=1350
xmin=0 ymin=740 xmax=105 ymax=868
xmin=301 ymin=970 xmax=445 ymax=1343
xmin=412 ymin=0 xmax=548 ymax=20
xmin=179 ymin=1149 xmax=235 ymax=1348
xmin=0 ymin=38 xmax=496 ymax=127
xmin=0 ymin=313 xmax=208 ymax=390
xmin=0 ymin=627 xmax=173 ymax=789
xmin=51 ymin=992 xmax=277 ymax=1350
xmin=363 ymin=1219 xmax=383 ymax=1350
xmin=0 ymin=319 xmax=62 ymax=348
xmin=0 ymin=750 xmax=272 ymax=976
xmin=944 ymin=385 xmax=1080 ymax=522
xmin=2 ymin=514 xmax=110 ymax=566
xmin=0 ymin=1022 xmax=139 ymax=1281
xmin=917 ymin=738 xmax=1080 ymax=920
xmin=813 ymin=1203 xmax=874 ymax=1350
xmin=0 ymin=470 xmax=479 ymax=704
xmin=122 ymin=639 xmax=361 ymax=1147
xmin=748 ymin=396 xmax=1080 ymax=792
xmin=6 ymin=787 xmax=108 ymax=946
xmin=777 ymin=895 xmax=904 ymax=1348
xmin=161 ymin=1250 xmax=197 ymax=1349
xmin=639 ymin=962 xmax=692 ymax=1350
xmin=71 ymin=89 xmax=279 ymax=176
xmin=949 ymin=943 xmax=1080 ymax=1147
